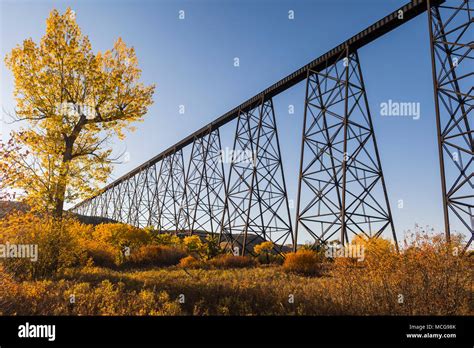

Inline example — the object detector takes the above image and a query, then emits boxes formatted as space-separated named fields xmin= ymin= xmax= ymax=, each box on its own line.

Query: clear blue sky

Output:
xmin=0 ymin=0 xmax=457 ymax=243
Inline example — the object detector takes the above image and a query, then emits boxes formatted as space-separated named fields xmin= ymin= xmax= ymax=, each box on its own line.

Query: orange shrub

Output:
xmin=330 ymin=232 xmax=472 ymax=314
xmin=66 ymin=219 xmax=118 ymax=268
xmin=208 ymin=254 xmax=255 ymax=269
xmin=178 ymin=255 xmax=204 ymax=269
xmin=283 ymin=250 xmax=323 ymax=276
xmin=78 ymin=239 xmax=117 ymax=268
xmin=125 ymin=245 xmax=186 ymax=267
xmin=0 ymin=265 xmax=22 ymax=314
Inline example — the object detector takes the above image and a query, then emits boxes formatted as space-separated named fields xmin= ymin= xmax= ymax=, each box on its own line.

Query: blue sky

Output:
xmin=0 ymin=0 xmax=457 ymax=242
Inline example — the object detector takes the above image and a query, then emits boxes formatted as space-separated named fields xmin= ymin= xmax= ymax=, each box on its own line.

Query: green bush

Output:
xmin=202 ymin=235 xmax=223 ymax=260
xmin=182 ymin=235 xmax=205 ymax=257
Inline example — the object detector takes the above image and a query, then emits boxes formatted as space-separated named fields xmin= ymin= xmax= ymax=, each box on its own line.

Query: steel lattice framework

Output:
xmin=179 ymin=128 xmax=227 ymax=235
xmin=220 ymin=99 xmax=293 ymax=255
xmin=294 ymin=49 xmax=397 ymax=249
xmin=71 ymin=0 xmax=473 ymax=254
xmin=427 ymin=0 xmax=473 ymax=251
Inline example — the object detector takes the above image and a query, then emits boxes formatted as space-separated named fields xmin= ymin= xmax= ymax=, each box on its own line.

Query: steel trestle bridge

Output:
xmin=71 ymin=0 xmax=473 ymax=255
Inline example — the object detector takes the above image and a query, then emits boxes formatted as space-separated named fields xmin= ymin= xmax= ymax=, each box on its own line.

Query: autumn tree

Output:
xmin=0 ymin=8 xmax=155 ymax=216
xmin=254 ymin=241 xmax=274 ymax=263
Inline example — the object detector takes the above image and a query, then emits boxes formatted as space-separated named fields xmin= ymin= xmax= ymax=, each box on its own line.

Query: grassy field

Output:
xmin=1 ymin=262 xmax=471 ymax=316
xmin=0 ymin=212 xmax=472 ymax=316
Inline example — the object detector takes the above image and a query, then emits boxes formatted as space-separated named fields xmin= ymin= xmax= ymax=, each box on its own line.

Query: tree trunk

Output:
xmin=53 ymin=182 xmax=66 ymax=218
xmin=53 ymin=167 xmax=68 ymax=218
xmin=53 ymin=140 xmax=73 ymax=218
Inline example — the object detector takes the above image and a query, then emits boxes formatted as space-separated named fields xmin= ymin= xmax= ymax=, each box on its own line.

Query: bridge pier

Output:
xmin=427 ymin=0 xmax=473 ymax=251
xmin=220 ymin=99 xmax=294 ymax=255
xmin=179 ymin=128 xmax=227 ymax=235
xmin=294 ymin=48 xmax=398 ymax=250
xmin=153 ymin=149 xmax=187 ymax=231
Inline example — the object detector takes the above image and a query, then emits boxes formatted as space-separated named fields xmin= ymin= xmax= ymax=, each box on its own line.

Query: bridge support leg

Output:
xmin=179 ymin=128 xmax=227 ymax=235
xmin=111 ymin=180 xmax=126 ymax=223
xmin=154 ymin=149 xmax=187 ymax=232
xmin=295 ymin=48 xmax=397 ymax=250
xmin=220 ymin=98 xmax=294 ymax=255
xmin=128 ymin=168 xmax=152 ymax=227
xmin=428 ymin=0 xmax=474 ymax=249
xmin=427 ymin=0 xmax=473 ymax=251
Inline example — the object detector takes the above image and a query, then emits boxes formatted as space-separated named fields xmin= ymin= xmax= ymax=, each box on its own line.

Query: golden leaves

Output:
xmin=2 ymin=8 xmax=155 ymax=213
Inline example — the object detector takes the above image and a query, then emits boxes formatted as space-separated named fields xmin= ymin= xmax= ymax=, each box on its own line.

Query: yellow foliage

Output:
xmin=253 ymin=241 xmax=274 ymax=255
xmin=0 ymin=274 xmax=183 ymax=315
xmin=1 ymin=7 xmax=155 ymax=214
xmin=0 ymin=215 xmax=470 ymax=316
xmin=0 ymin=230 xmax=471 ymax=315
xmin=253 ymin=241 xmax=283 ymax=264
xmin=93 ymin=223 xmax=151 ymax=249
xmin=145 ymin=230 xmax=181 ymax=246
xmin=182 ymin=235 xmax=205 ymax=257
xmin=0 ymin=212 xmax=84 ymax=279
xmin=78 ymin=238 xmax=117 ymax=268
xmin=352 ymin=235 xmax=395 ymax=254
xmin=330 ymin=232 xmax=472 ymax=314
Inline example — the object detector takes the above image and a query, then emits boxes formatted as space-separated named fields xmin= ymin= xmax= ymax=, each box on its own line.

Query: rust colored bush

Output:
xmin=125 ymin=245 xmax=186 ymax=267
xmin=79 ymin=239 xmax=117 ymax=268
xmin=178 ymin=255 xmax=204 ymax=269
xmin=283 ymin=250 xmax=323 ymax=276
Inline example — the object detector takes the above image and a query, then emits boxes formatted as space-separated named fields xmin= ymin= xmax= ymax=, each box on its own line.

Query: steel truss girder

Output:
xmin=75 ymin=163 xmax=158 ymax=228
xmin=295 ymin=48 xmax=398 ymax=250
xmin=77 ymin=150 xmax=188 ymax=231
xmin=427 ymin=0 xmax=473 ymax=251
xmin=220 ymin=98 xmax=294 ymax=256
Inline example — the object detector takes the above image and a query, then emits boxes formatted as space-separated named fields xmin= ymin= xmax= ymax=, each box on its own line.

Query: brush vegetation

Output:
xmin=0 ymin=212 xmax=472 ymax=315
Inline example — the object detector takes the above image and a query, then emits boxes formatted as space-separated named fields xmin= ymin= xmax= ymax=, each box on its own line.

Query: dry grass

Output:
xmin=1 ymin=251 xmax=471 ymax=315
xmin=208 ymin=254 xmax=256 ymax=269
xmin=0 ymin=266 xmax=182 ymax=315
xmin=0 ymin=212 xmax=471 ymax=316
